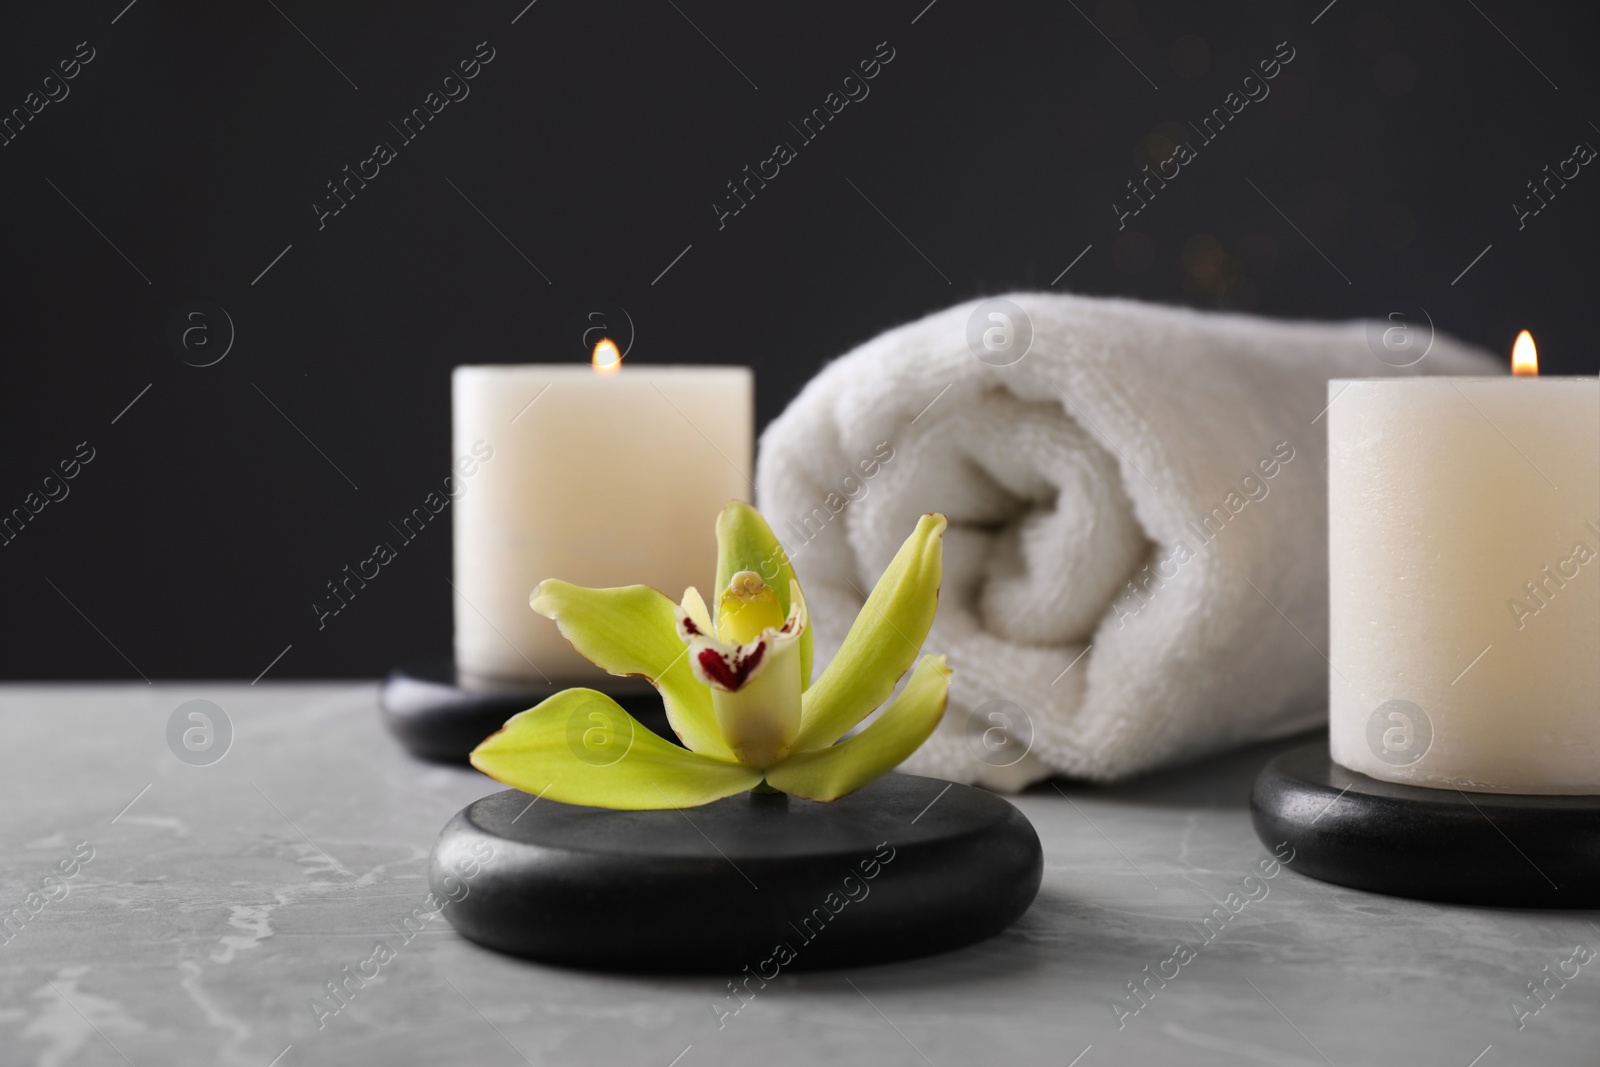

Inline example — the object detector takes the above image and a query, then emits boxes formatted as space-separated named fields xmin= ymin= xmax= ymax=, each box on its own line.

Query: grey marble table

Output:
xmin=0 ymin=683 xmax=1595 ymax=1067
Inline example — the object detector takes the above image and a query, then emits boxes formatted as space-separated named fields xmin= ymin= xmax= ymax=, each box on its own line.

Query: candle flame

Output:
xmin=591 ymin=338 xmax=622 ymax=375
xmin=1512 ymin=330 xmax=1538 ymax=376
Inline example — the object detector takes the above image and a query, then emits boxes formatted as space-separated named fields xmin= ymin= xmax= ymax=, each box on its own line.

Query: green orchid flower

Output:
xmin=469 ymin=503 xmax=950 ymax=810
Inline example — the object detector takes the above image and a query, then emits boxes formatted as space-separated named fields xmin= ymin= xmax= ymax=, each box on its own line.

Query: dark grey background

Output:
xmin=1 ymin=0 xmax=1595 ymax=680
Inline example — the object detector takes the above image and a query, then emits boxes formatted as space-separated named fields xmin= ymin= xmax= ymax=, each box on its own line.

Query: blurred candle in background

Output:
xmin=1328 ymin=332 xmax=1600 ymax=793
xmin=452 ymin=348 xmax=753 ymax=686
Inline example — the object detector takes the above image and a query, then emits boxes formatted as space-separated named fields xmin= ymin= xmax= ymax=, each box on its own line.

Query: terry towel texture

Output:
xmin=756 ymin=293 xmax=1499 ymax=790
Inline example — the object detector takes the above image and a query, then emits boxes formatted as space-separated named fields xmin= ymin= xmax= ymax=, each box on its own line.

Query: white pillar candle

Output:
xmin=452 ymin=363 xmax=753 ymax=686
xmin=1328 ymin=354 xmax=1600 ymax=793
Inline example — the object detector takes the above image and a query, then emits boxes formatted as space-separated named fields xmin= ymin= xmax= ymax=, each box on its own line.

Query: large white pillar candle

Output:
xmin=452 ymin=363 xmax=753 ymax=686
xmin=1328 ymin=367 xmax=1600 ymax=793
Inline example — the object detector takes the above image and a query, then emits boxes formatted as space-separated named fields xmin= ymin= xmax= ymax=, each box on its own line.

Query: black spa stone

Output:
xmin=430 ymin=774 xmax=1043 ymax=971
xmin=380 ymin=660 xmax=672 ymax=763
xmin=1252 ymin=740 xmax=1600 ymax=907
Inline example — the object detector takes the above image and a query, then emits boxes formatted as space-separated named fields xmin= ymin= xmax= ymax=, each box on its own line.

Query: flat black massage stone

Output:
xmin=1252 ymin=740 xmax=1600 ymax=907
xmin=380 ymin=660 xmax=670 ymax=762
xmin=431 ymin=773 xmax=1043 ymax=971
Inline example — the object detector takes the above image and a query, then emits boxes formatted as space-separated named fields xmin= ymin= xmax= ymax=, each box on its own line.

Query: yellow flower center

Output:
xmin=717 ymin=570 xmax=784 ymax=644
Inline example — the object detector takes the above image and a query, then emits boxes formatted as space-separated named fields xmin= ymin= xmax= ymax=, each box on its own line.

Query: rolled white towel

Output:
xmin=756 ymin=293 xmax=1499 ymax=790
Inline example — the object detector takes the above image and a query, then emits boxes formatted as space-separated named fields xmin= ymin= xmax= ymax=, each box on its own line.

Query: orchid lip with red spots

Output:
xmin=677 ymin=575 xmax=804 ymax=692
xmin=695 ymin=642 xmax=766 ymax=691
xmin=674 ymin=572 xmax=808 ymax=768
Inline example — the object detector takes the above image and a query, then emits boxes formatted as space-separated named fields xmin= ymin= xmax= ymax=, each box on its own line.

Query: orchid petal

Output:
xmin=471 ymin=689 xmax=761 ymax=810
xmin=793 ymin=513 xmax=946 ymax=752
xmin=715 ymin=501 xmax=813 ymax=688
xmin=793 ymin=511 xmax=940 ymax=751
xmin=680 ymin=586 xmax=714 ymax=636
xmin=766 ymin=655 xmax=951 ymax=801
xmin=530 ymin=580 xmax=732 ymax=759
